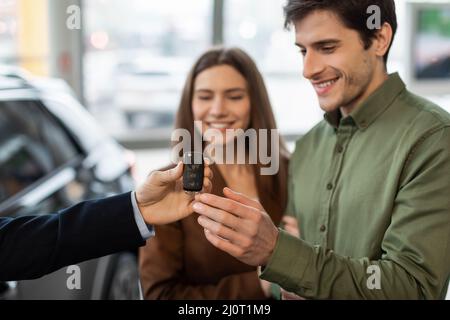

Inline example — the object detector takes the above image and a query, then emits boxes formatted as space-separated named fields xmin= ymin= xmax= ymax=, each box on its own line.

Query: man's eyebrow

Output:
xmin=295 ymin=39 xmax=341 ymax=48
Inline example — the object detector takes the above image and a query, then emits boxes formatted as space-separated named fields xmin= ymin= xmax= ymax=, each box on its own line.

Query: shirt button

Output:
xmin=320 ymin=225 xmax=327 ymax=232
xmin=326 ymin=183 xmax=333 ymax=190
xmin=337 ymin=145 xmax=344 ymax=153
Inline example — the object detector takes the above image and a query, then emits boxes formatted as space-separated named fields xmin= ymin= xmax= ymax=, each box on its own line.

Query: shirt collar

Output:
xmin=324 ymin=73 xmax=406 ymax=130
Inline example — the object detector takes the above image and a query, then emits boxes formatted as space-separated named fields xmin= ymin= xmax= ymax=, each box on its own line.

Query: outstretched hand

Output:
xmin=194 ymin=187 xmax=279 ymax=266
xmin=136 ymin=161 xmax=213 ymax=225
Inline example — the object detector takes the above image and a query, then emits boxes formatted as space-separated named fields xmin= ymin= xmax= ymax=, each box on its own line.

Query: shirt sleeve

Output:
xmin=131 ymin=191 xmax=155 ymax=240
xmin=260 ymin=127 xmax=450 ymax=299
xmin=269 ymin=159 xmax=296 ymax=299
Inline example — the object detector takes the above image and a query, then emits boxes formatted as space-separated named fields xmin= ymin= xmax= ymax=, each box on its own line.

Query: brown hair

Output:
xmin=284 ymin=0 xmax=397 ymax=64
xmin=174 ymin=47 xmax=289 ymax=210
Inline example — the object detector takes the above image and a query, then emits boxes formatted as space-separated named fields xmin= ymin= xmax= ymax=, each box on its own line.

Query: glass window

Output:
xmin=82 ymin=0 xmax=213 ymax=137
xmin=224 ymin=0 xmax=323 ymax=135
xmin=0 ymin=135 xmax=47 ymax=203
xmin=0 ymin=0 xmax=18 ymax=64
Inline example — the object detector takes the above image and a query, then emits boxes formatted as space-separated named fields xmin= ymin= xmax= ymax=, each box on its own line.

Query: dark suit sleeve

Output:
xmin=0 ymin=192 xmax=145 ymax=281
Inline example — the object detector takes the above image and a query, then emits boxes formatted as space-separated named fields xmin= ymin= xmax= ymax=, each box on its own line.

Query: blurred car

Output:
xmin=113 ymin=56 xmax=189 ymax=129
xmin=417 ymin=55 xmax=450 ymax=79
xmin=0 ymin=66 xmax=140 ymax=300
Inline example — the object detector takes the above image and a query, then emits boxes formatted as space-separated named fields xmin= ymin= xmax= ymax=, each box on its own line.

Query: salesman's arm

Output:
xmin=0 ymin=161 xmax=212 ymax=281
xmin=0 ymin=192 xmax=142 ymax=280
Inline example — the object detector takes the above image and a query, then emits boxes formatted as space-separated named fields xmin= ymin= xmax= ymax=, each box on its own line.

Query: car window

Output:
xmin=0 ymin=100 xmax=79 ymax=202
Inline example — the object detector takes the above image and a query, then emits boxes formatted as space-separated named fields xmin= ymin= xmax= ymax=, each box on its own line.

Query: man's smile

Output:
xmin=312 ymin=77 xmax=340 ymax=96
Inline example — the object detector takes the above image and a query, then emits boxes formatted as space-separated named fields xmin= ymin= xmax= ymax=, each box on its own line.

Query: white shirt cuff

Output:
xmin=130 ymin=191 xmax=154 ymax=240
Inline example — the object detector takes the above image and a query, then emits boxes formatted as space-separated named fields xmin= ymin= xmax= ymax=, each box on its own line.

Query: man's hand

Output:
xmin=135 ymin=161 xmax=213 ymax=225
xmin=193 ymin=187 xmax=279 ymax=266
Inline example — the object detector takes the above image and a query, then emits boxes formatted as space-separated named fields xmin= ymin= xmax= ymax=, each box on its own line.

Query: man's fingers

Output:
xmin=223 ymin=187 xmax=264 ymax=210
xmin=150 ymin=159 xmax=210 ymax=187
xmin=193 ymin=202 xmax=240 ymax=230
xmin=195 ymin=193 xmax=256 ymax=220
xmin=203 ymin=229 xmax=244 ymax=258
xmin=152 ymin=162 xmax=183 ymax=184
xmin=198 ymin=216 xmax=249 ymax=246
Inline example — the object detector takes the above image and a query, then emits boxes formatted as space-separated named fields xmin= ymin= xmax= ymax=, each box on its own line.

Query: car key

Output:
xmin=183 ymin=151 xmax=204 ymax=193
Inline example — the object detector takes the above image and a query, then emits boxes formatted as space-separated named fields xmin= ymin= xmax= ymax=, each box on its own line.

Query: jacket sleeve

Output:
xmin=139 ymin=222 xmax=266 ymax=300
xmin=260 ymin=128 xmax=450 ymax=299
xmin=0 ymin=192 xmax=145 ymax=281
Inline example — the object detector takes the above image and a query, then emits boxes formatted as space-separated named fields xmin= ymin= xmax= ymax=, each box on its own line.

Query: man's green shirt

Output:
xmin=261 ymin=73 xmax=450 ymax=299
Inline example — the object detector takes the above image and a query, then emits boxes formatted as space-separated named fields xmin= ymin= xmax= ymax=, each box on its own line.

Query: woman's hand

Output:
xmin=260 ymin=278 xmax=272 ymax=298
xmin=282 ymin=215 xmax=300 ymax=238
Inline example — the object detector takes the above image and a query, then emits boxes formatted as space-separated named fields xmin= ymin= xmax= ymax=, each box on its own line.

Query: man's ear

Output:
xmin=374 ymin=22 xmax=393 ymax=59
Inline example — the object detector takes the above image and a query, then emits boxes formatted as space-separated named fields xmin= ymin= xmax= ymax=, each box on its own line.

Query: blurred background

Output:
xmin=0 ymin=0 xmax=448 ymax=182
xmin=0 ymin=0 xmax=449 ymax=300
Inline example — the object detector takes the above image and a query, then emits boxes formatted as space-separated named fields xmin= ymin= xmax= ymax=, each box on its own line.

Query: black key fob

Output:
xmin=183 ymin=152 xmax=204 ymax=193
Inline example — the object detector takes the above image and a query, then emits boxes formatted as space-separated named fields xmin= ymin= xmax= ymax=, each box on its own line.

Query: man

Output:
xmin=194 ymin=0 xmax=450 ymax=299
xmin=0 ymin=162 xmax=212 ymax=281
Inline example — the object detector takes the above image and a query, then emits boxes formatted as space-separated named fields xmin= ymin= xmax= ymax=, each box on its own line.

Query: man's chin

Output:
xmin=318 ymin=100 xmax=340 ymax=114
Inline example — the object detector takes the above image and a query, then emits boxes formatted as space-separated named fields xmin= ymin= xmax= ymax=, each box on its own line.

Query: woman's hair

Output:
xmin=174 ymin=46 xmax=289 ymax=210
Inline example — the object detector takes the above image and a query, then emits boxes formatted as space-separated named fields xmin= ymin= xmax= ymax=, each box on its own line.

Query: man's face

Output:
xmin=294 ymin=10 xmax=378 ymax=114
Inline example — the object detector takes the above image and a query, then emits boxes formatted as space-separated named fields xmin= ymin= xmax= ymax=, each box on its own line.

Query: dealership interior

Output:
xmin=0 ymin=0 xmax=449 ymax=300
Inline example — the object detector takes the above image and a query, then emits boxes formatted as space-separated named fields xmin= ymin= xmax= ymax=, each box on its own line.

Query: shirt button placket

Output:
xmin=322 ymin=126 xmax=352 ymax=247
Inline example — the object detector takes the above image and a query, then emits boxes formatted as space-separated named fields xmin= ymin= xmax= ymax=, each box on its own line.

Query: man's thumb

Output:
xmin=158 ymin=161 xmax=183 ymax=184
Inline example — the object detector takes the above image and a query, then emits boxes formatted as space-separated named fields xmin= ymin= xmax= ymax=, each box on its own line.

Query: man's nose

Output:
xmin=302 ymin=51 xmax=325 ymax=80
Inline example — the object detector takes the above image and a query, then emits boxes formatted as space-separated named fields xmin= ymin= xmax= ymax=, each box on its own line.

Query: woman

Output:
xmin=139 ymin=47 xmax=290 ymax=299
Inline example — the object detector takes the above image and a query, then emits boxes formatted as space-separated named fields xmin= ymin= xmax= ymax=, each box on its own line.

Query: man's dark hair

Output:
xmin=284 ymin=0 xmax=397 ymax=64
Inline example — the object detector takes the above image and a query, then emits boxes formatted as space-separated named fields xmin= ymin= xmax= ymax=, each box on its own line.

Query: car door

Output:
xmin=0 ymin=98 xmax=102 ymax=213
xmin=0 ymin=99 xmax=106 ymax=299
